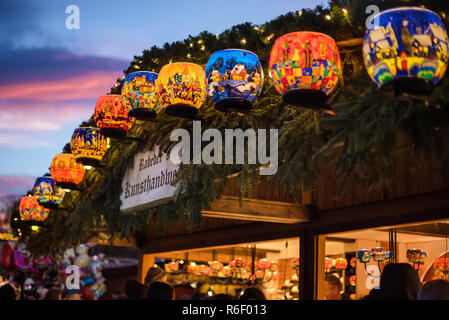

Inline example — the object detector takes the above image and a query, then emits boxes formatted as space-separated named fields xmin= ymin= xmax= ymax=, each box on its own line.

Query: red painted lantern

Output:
xmin=258 ymin=258 xmax=271 ymax=270
xmin=50 ymin=153 xmax=85 ymax=190
xmin=165 ymin=261 xmax=179 ymax=272
xmin=269 ymin=31 xmax=341 ymax=115
xmin=235 ymin=257 xmax=246 ymax=268
xmin=271 ymin=271 xmax=280 ymax=280
xmin=94 ymin=95 xmax=134 ymax=138
xmin=19 ymin=196 xmax=49 ymax=222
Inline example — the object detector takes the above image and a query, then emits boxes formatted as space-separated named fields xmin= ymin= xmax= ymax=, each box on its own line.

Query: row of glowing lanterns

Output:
xmin=18 ymin=7 xmax=449 ymax=222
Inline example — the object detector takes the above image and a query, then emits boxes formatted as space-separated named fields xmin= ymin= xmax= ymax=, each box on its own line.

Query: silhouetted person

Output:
xmin=125 ymin=279 xmax=149 ymax=300
xmin=206 ymin=293 xmax=233 ymax=300
xmin=43 ymin=288 xmax=62 ymax=300
xmin=324 ymin=274 xmax=349 ymax=300
xmin=144 ymin=265 xmax=167 ymax=286
xmin=239 ymin=287 xmax=266 ymax=300
xmin=146 ymin=281 xmax=173 ymax=300
xmin=418 ymin=279 xmax=449 ymax=300
xmin=0 ymin=284 xmax=18 ymax=300
xmin=379 ymin=263 xmax=421 ymax=300
xmin=362 ymin=288 xmax=380 ymax=300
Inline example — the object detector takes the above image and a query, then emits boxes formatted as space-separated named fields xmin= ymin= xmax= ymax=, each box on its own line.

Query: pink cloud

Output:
xmin=0 ymin=175 xmax=35 ymax=198
xmin=0 ymin=70 xmax=121 ymax=101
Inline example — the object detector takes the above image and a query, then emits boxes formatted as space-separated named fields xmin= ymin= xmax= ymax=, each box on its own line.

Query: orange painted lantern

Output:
xmin=19 ymin=196 xmax=49 ymax=222
xmin=258 ymin=258 xmax=271 ymax=270
xmin=335 ymin=258 xmax=348 ymax=270
xmin=269 ymin=31 xmax=341 ymax=115
xmin=50 ymin=153 xmax=85 ymax=190
xmin=94 ymin=95 xmax=134 ymax=138
xmin=70 ymin=127 xmax=108 ymax=167
xmin=208 ymin=261 xmax=223 ymax=271
xmin=156 ymin=62 xmax=207 ymax=118
xmin=325 ymin=257 xmax=333 ymax=269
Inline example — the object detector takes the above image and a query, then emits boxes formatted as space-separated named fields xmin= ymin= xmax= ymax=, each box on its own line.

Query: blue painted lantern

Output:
xmin=121 ymin=71 xmax=162 ymax=121
xmin=32 ymin=176 xmax=65 ymax=209
xmin=70 ymin=127 xmax=108 ymax=167
xmin=205 ymin=49 xmax=264 ymax=112
xmin=363 ymin=7 xmax=449 ymax=95
xmin=357 ymin=249 xmax=371 ymax=263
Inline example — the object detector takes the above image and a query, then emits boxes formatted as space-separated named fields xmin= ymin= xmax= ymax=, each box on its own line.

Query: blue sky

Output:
xmin=0 ymin=0 xmax=328 ymax=200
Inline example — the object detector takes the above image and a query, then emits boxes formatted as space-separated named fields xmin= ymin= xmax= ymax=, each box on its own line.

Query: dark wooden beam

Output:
xmin=312 ymin=190 xmax=449 ymax=235
xmin=202 ymin=196 xmax=311 ymax=224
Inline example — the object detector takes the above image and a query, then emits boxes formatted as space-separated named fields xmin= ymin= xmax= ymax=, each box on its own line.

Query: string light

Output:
xmin=169 ymin=59 xmax=173 ymax=64
xmin=240 ymin=38 xmax=247 ymax=44
xmin=187 ymin=53 xmax=191 ymax=58
xmin=325 ymin=14 xmax=331 ymax=20
xmin=198 ymin=39 xmax=203 ymax=44
xmin=84 ymin=165 xmax=92 ymax=170
xmin=342 ymin=8 xmax=348 ymax=15
xmin=31 ymin=226 xmax=40 ymax=232
xmin=201 ymin=45 xmax=205 ymax=51
xmin=189 ymin=43 xmax=193 ymax=47
xmin=297 ymin=10 xmax=302 ymax=17
xmin=215 ymin=34 xmax=219 ymax=39
xmin=253 ymin=26 xmax=260 ymax=31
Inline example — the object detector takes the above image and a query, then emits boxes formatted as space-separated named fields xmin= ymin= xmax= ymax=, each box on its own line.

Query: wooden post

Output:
xmin=315 ymin=235 xmax=326 ymax=300
xmin=137 ymin=253 xmax=155 ymax=284
xmin=299 ymin=228 xmax=315 ymax=300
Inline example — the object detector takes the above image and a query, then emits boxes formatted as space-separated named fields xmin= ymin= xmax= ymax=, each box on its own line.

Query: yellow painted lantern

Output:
xmin=156 ymin=62 xmax=207 ymax=118
xmin=70 ymin=127 xmax=108 ymax=167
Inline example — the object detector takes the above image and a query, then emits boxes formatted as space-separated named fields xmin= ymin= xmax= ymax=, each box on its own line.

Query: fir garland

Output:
xmin=18 ymin=0 xmax=449 ymax=256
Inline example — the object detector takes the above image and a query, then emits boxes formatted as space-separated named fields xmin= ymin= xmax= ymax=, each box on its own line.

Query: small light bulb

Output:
xmin=342 ymin=8 xmax=348 ymax=14
xmin=64 ymin=189 xmax=71 ymax=193
xmin=297 ymin=10 xmax=302 ymax=16
xmin=207 ymin=290 xmax=213 ymax=297
xmin=31 ymin=226 xmax=39 ymax=231
xmin=325 ymin=15 xmax=331 ymax=20
xmin=84 ymin=165 xmax=92 ymax=170
xmin=14 ymin=218 xmax=18 ymax=221
xmin=241 ymin=39 xmax=247 ymax=44
xmin=201 ymin=45 xmax=205 ymax=51
xmin=187 ymin=53 xmax=191 ymax=58
xmin=190 ymin=43 xmax=193 ymax=47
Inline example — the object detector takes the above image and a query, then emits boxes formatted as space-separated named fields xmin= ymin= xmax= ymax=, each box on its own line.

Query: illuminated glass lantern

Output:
xmin=121 ymin=71 xmax=162 ymax=121
xmin=325 ymin=257 xmax=333 ymax=269
xmin=363 ymin=7 xmax=449 ymax=95
xmin=19 ymin=196 xmax=40 ymax=221
xmin=32 ymin=177 xmax=54 ymax=205
xmin=269 ymin=31 xmax=341 ymax=115
xmin=357 ymin=249 xmax=371 ymax=263
xmin=70 ymin=127 xmax=108 ymax=167
xmin=32 ymin=176 xmax=65 ymax=209
xmin=19 ymin=196 xmax=49 ymax=222
xmin=94 ymin=95 xmax=134 ymax=138
xmin=156 ymin=62 xmax=207 ymax=118
xmin=50 ymin=153 xmax=86 ymax=190
xmin=205 ymin=49 xmax=264 ymax=112
xmin=371 ymin=247 xmax=386 ymax=262
xmin=335 ymin=257 xmax=347 ymax=270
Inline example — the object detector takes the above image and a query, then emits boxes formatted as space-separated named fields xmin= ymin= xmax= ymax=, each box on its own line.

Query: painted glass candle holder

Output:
xmin=325 ymin=257 xmax=333 ymax=269
xmin=121 ymin=71 xmax=162 ymax=121
xmin=335 ymin=258 xmax=348 ymax=270
xmin=357 ymin=249 xmax=371 ymax=263
xmin=50 ymin=153 xmax=86 ymax=190
xmin=70 ymin=127 xmax=108 ymax=167
xmin=94 ymin=95 xmax=134 ymax=138
xmin=363 ymin=7 xmax=448 ymax=95
xmin=205 ymin=49 xmax=264 ymax=112
xmin=156 ymin=62 xmax=207 ymax=118
xmin=371 ymin=247 xmax=386 ymax=262
xmin=269 ymin=31 xmax=341 ymax=114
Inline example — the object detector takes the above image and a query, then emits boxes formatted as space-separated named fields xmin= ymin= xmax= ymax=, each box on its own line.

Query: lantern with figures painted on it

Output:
xmin=371 ymin=247 xmax=386 ymax=262
xmin=156 ymin=62 xmax=207 ymax=118
xmin=50 ymin=153 xmax=86 ymax=190
xmin=205 ymin=49 xmax=264 ymax=112
xmin=32 ymin=176 xmax=65 ymax=209
xmin=19 ymin=196 xmax=49 ymax=222
xmin=269 ymin=31 xmax=341 ymax=115
xmin=70 ymin=127 xmax=108 ymax=167
xmin=94 ymin=95 xmax=134 ymax=138
xmin=121 ymin=71 xmax=162 ymax=121
xmin=357 ymin=249 xmax=371 ymax=263
xmin=363 ymin=7 xmax=449 ymax=95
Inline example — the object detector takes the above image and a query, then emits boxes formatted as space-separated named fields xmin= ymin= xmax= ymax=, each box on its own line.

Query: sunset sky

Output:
xmin=0 ymin=0 xmax=326 ymax=203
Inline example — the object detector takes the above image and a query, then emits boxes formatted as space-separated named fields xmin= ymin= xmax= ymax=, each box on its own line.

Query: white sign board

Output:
xmin=120 ymin=145 xmax=179 ymax=213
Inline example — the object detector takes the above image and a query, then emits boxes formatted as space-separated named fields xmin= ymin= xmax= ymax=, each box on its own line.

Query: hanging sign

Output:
xmin=120 ymin=145 xmax=179 ymax=213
